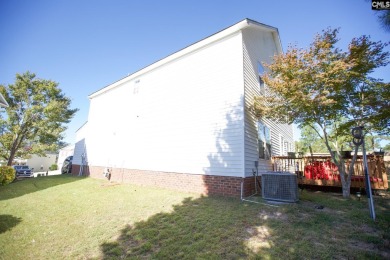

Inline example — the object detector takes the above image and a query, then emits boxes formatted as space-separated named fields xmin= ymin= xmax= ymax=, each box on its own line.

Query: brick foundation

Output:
xmin=71 ymin=164 xmax=260 ymax=197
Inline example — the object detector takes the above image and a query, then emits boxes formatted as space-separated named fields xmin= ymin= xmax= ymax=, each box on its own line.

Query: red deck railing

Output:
xmin=272 ymin=154 xmax=388 ymax=190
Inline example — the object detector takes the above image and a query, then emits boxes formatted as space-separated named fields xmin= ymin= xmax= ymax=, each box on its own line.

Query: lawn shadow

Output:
xmin=0 ymin=175 xmax=83 ymax=201
xmin=0 ymin=214 xmax=22 ymax=233
xmin=100 ymin=196 xmax=267 ymax=259
xmin=99 ymin=191 xmax=390 ymax=259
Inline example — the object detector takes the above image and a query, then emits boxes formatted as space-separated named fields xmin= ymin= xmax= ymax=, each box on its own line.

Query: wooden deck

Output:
xmin=272 ymin=154 xmax=388 ymax=190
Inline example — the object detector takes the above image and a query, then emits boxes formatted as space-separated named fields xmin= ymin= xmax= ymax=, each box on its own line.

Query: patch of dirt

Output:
xmin=294 ymin=210 xmax=311 ymax=220
xmin=100 ymin=182 xmax=121 ymax=188
xmin=359 ymin=223 xmax=378 ymax=234
xmin=349 ymin=239 xmax=390 ymax=259
xmin=257 ymin=210 xmax=286 ymax=220
xmin=245 ymin=225 xmax=273 ymax=252
xmin=376 ymin=191 xmax=390 ymax=198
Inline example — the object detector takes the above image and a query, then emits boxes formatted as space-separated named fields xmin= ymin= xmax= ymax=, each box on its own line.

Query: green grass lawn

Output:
xmin=0 ymin=175 xmax=389 ymax=259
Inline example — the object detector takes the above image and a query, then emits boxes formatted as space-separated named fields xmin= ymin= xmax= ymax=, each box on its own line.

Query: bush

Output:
xmin=0 ymin=166 xmax=16 ymax=186
xmin=49 ymin=164 xmax=58 ymax=171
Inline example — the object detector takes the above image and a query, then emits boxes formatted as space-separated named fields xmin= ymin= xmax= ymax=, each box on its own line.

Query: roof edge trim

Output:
xmin=89 ymin=18 xmax=279 ymax=99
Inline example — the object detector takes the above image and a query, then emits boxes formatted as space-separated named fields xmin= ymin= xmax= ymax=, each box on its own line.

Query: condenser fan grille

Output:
xmin=262 ymin=172 xmax=298 ymax=202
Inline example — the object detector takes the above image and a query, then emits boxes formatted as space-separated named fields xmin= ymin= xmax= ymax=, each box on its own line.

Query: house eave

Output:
xmin=75 ymin=121 xmax=88 ymax=133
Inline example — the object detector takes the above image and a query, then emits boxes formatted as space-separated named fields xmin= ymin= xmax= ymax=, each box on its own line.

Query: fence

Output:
xmin=272 ymin=154 xmax=388 ymax=190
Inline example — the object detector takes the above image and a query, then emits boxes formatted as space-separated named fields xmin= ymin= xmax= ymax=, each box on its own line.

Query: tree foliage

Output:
xmin=254 ymin=28 xmax=389 ymax=197
xmin=384 ymin=142 xmax=390 ymax=152
xmin=0 ymin=72 xmax=78 ymax=165
xmin=297 ymin=123 xmax=385 ymax=155
xmin=297 ymin=125 xmax=328 ymax=154
xmin=377 ymin=10 xmax=390 ymax=33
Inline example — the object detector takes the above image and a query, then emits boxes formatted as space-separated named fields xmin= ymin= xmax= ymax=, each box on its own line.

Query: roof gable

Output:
xmin=89 ymin=18 xmax=282 ymax=99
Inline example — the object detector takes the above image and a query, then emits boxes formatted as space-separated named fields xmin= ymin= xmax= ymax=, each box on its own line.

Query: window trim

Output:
xmin=257 ymin=62 xmax=265 ymax=94
xmin=258 ymin=121 xmax=272 ymax=160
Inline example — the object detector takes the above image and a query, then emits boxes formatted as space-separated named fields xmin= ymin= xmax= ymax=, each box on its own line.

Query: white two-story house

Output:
xmin=73 ymin=18 xmax=294 ymax=196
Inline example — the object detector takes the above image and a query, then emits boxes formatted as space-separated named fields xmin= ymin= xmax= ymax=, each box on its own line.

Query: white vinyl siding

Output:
xmin=79 ymin=20 xmax=291 ymax=180
xmin=73 ymin=122 xmax=88 ymax=166
xmin=242 ymin=27 xmax=294 ymax=177
xmin=86 ymin=32 xmax=245 ymax=177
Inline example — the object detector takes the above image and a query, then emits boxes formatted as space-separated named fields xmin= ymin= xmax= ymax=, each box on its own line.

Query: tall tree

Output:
xmin=299 ymin=125 xmax=329 ymax=154
xmin=365 ymin=0 xmax=390 ymax=32
xmin=0 ymin=72 xmax=78 ymax=165
xmin=254 ymin=28 xmax=389 ymax=198
xmin=377 ymin=10 xmax=390 ymax=32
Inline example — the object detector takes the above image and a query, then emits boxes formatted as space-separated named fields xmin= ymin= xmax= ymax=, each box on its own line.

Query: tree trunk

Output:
xmin=320 ymin=126 xmax=353 ymax=198
xmin=309 ymin=145 xmax=314 ymax=163
xmin=338 ymin=145 xmax=359 ymax=198
xmin=343 ymin=145 xmax=360 ymax=198
xmin=7 ymin=146 xmax=17 ymax=166
xmin=7 ymin=133 xmax=24 ymax=166
xmin=339 ymin=158 xmax=350 ymax=197
xmin=342 ymin=179 xmax=351 ymax=197
xmin=337 ymin=159 xmax=351 ymax=198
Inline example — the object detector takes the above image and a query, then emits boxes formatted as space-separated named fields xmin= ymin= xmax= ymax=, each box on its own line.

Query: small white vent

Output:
xmin=262 ymin=172 xmax=298 ymax=203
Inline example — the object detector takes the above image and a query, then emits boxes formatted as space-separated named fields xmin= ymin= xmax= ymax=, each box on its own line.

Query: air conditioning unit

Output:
xmin=262 ymin=172 xmax=299 ymax=203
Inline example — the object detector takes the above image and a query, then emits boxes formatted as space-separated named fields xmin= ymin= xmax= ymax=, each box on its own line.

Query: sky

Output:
xmin=0 ymin=0 xmax=389 ymax=144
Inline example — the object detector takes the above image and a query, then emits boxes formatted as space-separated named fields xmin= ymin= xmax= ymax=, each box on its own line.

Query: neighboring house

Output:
xmin=14 ymin=153 xmax=57 ymax=172
xmin=57 ymin=144 xmax=75 ymax=170
xmin=28 ymin=153 xmax=57 ymax=172
xmin=73 ymin=18 xmax=294 ymax=196
xmin=73 ymin=122 xmax=88 ymax=176
xmin=0 ymin=93 xmax=9 ymax=108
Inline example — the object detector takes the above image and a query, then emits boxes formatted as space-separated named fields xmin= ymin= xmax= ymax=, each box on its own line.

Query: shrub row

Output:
xmin=0 ymin=166 xmax=16 ymax=186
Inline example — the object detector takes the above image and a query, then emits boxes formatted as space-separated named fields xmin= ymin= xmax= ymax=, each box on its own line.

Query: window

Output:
xmin=258 ymin=121 xmax=271 ymax=160
xmin=133 ymin=79 xmax=140 ymax=94
xmin=257 ymin=62 xmax=265 ymax=94
xmin=284 ymin=141 xmax=289 ymax=155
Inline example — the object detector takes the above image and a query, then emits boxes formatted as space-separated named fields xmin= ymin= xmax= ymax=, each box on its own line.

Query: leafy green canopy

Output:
xmin=254 ymin=28 xmax=389 ymax=197
xmin=254 ymin=28 xmax=389 ymax=137
xmin=0 ymin=72 xmax=78 ymax=165
xmin=296 ymin=125 xmax=329 ymax=154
